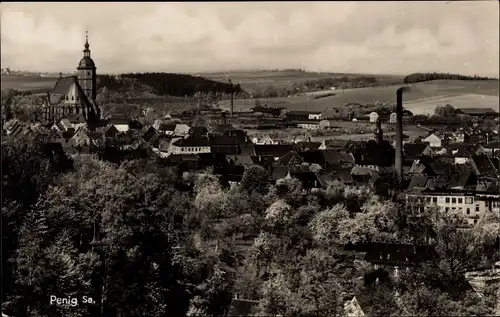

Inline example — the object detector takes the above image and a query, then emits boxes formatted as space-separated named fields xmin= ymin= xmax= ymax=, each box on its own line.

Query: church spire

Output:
xmin=83 ymin=30 xmax=91 ymax=57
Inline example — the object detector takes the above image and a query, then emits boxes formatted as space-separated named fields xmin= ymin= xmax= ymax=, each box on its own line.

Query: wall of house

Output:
xmin=170 ymin=145 xmax=211 ymax=154
xmin=407 ymin=193 xmax=500 ymax=225
xmin=308 ymin=114 xmax=323 ymax=120
xmin=298 ymin=123 xmax=319 ymax=130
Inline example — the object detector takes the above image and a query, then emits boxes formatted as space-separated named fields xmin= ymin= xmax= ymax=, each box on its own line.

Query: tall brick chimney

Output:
xmin=395 ymin=87 xmax=409 ymax=185
xmin=229 ymin=79 xmax=234 ymax=118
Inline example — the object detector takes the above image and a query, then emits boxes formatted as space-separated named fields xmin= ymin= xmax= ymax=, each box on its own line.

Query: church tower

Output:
xmin=77 ymin=31 xmax=97 ymax=100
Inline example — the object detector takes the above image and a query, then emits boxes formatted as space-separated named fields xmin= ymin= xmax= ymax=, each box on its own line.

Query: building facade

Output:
xmin=407 ymin=191 xmax=500 ymax=226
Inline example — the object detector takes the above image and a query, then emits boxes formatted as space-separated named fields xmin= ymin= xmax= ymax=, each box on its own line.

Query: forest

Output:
xmin=97 ymin=73 xmax=243 ymax=98
xmin=2 ymin=137 xmax=499 ymax=317
xmin=403 ymin=72 xmax=497 ymax=84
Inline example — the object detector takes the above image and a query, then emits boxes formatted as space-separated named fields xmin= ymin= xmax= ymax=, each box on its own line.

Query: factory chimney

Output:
xmin=375 ymin=118 xmax=383 ymax=143
xmin=228 ymin=79 xmax=234 ymax=118
xmin=395 ymin=87 xmax=409 ymax=185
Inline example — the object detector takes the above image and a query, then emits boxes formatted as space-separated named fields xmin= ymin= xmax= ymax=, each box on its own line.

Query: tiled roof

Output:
xmin=322 ymin=150 xmax=355 ymax=165
xmin=403 ymin=143 xmax=429 ymax=157
xmin=254 ymin=144 xmax=294 ymax=157
xmin=471 ymin=155 xmax=499 ymax=176
xmin=51 ymin=76 xmax=75 ymax=95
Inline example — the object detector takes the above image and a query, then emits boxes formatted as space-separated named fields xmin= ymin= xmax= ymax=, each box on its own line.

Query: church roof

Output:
xmin=52 ymin=76 xmax=76 ymax=95
xmin=78 ymin=57 xmax=95 ymax=69
xmin=49 ymin=76 xmax=90 ymax=106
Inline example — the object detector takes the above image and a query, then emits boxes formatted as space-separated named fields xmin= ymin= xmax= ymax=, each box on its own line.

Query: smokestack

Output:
xmin=375 ymin=118 xmax=383 ymax=143
xmin=395 ymin=86 xmax=410 ymax=185
xmin=229 ymin=79 xmax=234 ymax=118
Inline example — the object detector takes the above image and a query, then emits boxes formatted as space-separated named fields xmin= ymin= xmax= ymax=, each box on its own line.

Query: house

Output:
xmin=403 ymin=143 xmax=432 ymax=158
xmin=407 ymin=187 xmax=500 ymax=226
xmin=3 ymin=119 xmax=23 ymax=136
xmin=296 ymin=120 xmax=320 ymax=130
xmin=351 ymin=140 xmax=395 ymax=173
xmin=455 ymin=107 xmax=498 ymax=118
xmin=369 ymin=112 xmax=379 ymax=123
xmin=364 ymin=243 xmax=437 ymax=277
xmin=170 ymin=135 xmax=239 ymax=155
xmin=286 ymin=111 xmax=322 ymax=120
xmin=469 ymin=155 xmax=499 ymax=177
xmin=252 ymin=135 xmax=278 ymax=145
xmin=141 ymin=126 xmax=157 ymax=142
xmin=322 ymin=150 xmax=356 ymax=170
xmin=389 ymin=112 xmax=397 ymax=123
xmin=153 ymin=120 xmax=176 ymax=135
xmin=173 ymin=123 xmax=190 ymax=137
xmin=480 ymin=141 xmax=500 ymax=157
xmin=423 ymin=133 xmax=444 ymax=148
xmin=350 ymin=166 xmax=381 ymax=185
xmin=254 ymin=144 xmax=295 ymax=160
xmin=344 ymin=296 xmax=366 ymax=317
xmin=294 ymin=141 xmax=321 ymax=151
xmin=108 ymin=118 xmax=130 ymax=133
xmin=319 ymin=139 xmax=350 ymax=150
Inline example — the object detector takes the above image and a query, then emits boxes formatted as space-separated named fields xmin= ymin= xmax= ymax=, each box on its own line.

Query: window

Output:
xmin=71 ymin=96 xmax=74 ymax=101
xmin=474 ymin=219 xmax=478 ymax=224
xmin=445 ymin=198 xmax=450 ymax=203
xmin=452 ymin=198 xmax=456 ymax=204
xmin=458 ymin=198 xmax=463 ymax=204
xmin=476 ymin=206 xmax=479 ymax=212
xmin=467 ymin=209 xmax=470 ymax=214
xmin=427 ymin=197 xmax=431 ymax=203
xmin=445 ymin=207 xmax=449 ymax=212
xmin=465 ymin=197 xmax=473 ymax=204
xmin=433 ymin=197 xmax=437 ymax=203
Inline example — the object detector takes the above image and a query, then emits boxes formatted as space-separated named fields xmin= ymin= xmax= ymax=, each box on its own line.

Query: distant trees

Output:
xmin=251 ymin=76 xmax=384 ymax=99
xmin=434 ymin=104 xmax=457 ymax=117
xmin=403 ymin=72 xmax=497 ymax=84
xmin=97 ymin=73 xmax=243 ymax=98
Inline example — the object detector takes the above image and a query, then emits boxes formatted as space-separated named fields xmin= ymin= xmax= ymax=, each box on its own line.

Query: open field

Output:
xmin=199 ymin=70 xmax=404 ymax=93
xmin=1 ymin=75 xmax=59 ymax=92
xmin=220 ymin=79 xmax=500 ymax=114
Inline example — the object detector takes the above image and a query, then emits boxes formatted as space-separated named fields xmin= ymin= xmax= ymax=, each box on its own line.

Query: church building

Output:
xmin=42 ymin=33 xmax=101 ymax=123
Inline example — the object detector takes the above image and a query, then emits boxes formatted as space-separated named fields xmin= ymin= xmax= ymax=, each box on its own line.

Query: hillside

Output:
xmin=199 ymin=70 xmax=405 ymax=94
xmin=218 ymin=79 xmax=500 ymax=115
xmin=1 ymin=72 xmax=243 ymax=97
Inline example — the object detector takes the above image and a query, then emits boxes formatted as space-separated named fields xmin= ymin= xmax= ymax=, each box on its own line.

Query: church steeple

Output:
xmin=77 ymin=30 xmax=97 ymax=101
xmin=83 ymin=31 xmax=91 ymax=58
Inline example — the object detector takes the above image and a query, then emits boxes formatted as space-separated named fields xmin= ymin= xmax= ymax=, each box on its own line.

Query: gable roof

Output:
xmin=278 ymin=151 xmax=305 ymax=165
xmin=51 ymin=76 xmax=75 ymax=95
xmin=456 ymin=107 xmax=498 ymax=115
xmin=471 ymin=154 xmax=499 ymax=176
xmin=403 ymin=143 xmax=429 ymax=157
xmin=254 ymin=144 xmax=294 ymax=157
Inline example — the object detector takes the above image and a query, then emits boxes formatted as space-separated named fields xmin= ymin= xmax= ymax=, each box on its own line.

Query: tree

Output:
xmin=240 ymin=166 xmax=270 ymax=195
xmin=434 ymin=104 xmax=456 ymax=117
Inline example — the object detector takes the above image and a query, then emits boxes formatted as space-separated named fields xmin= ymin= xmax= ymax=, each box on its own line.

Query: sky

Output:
xmin=1 ymin=1 xmax=499 ymax=77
